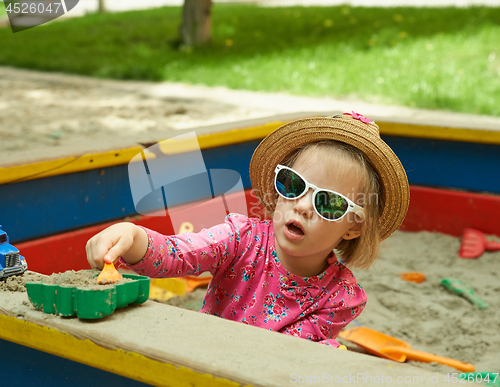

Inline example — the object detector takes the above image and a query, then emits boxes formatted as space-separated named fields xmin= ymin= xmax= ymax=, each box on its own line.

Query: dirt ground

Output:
xmin=3 ymin=65 xmax=500 ymax=167
xmin=0 ymin=66 xmax=276 ymax=167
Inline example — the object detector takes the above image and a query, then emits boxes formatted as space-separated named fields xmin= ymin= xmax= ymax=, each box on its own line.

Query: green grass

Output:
xmin=0 ymin=2 xmax=7 ymax=17
xmin=1 ymin=5 xmax=499 ymax=115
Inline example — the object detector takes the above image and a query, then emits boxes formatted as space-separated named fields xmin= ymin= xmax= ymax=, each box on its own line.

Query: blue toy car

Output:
xmin=0 ymin=225 xmax=28 ymax=278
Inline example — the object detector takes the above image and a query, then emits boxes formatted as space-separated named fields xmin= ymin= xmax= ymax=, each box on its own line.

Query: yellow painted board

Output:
xmin=0 ymin=156 xmax=77 ymax=184
xmin=197 ymin=122 xmax=283 ymax=150
xmin=193 ymin=119 xmax=500 ymax=148
xmin=378 ymin=122 xmax=500 ymax=145
xmin=0 ymin=314 xmax=244 ymax=387
xmin=0 ymin=123 xmax=281 ymax=184
xmin=159 ymin=120 xmax=500 ymax=156
xmin=0 ymin=147 xmax=155 ymax=185
xmin=159 ymin=122 xmax=283 ymax=155
xmin=3 ymin=119 xmax=500 ymax=185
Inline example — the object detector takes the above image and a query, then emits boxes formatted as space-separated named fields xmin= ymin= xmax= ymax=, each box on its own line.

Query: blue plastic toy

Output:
xmin=0 ymin=225 xmax=28 ymax=278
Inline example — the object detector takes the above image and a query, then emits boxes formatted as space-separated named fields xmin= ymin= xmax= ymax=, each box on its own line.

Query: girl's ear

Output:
xmin=343 ymin=219 xmax=362 ymax=240
xmin=343 ymin=230 xmax=361 ymax=240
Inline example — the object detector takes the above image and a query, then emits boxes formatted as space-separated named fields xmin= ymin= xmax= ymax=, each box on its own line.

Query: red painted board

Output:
xmin=400 ymin=186 xmax=500 ymax=237
xmin=16 ymin=185 xmax=500 ymax=275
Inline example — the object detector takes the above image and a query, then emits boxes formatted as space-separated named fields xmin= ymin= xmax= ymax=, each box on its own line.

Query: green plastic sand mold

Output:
xmin=26 ymin=272 xmax=150 ymax=319
xmin=440 ymin=278 xmax=489 ymax=310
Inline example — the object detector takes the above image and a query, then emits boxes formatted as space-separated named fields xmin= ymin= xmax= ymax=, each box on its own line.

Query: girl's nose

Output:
xmin=293 ymin=189 xmax=315 ymax=218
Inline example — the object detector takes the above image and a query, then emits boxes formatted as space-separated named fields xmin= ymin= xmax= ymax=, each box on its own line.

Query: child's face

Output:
xmin=273 ymin=147 xmax=363 ymax=277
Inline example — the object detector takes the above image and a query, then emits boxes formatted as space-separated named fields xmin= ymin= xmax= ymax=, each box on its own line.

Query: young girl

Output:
xmin=86 ymin=112 xmax=409 ymax=348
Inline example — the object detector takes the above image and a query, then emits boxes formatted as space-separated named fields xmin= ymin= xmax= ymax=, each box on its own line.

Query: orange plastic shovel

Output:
xmin=339 ymin=327 xmax=474 ymax=372
xmin=96 ymin=262 xmax=123 ymax=285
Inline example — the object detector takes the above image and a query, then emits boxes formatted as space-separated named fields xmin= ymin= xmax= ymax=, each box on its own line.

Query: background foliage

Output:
xmin=1 ymin=5 xmax=499 ymax=115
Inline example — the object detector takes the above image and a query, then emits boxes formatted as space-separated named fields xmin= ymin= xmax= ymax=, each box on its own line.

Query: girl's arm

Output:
xmin=86 ymin=222 xmax=148 ymax=269
xmin=122 ymin=220 xmax=238 ymax=278
xmin=117 ymin=214 xmax=254 ymax=279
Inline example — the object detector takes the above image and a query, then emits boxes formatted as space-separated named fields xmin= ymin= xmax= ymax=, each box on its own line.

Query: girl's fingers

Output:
xmin=85 ymin=241 xmax=95 ymax=268
xmin=86 ymin=236 xmax=113 ymax=269
xmin=103 ymin=255 xmax=114 ymax=264
xmin=86 ymin=223 xmax=135 ymax=268
xmin=102 ymin=239 xmax=130 ymax=265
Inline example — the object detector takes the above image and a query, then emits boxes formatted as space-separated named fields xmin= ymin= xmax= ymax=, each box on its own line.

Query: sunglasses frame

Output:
xmin=274 ymin=164 xmax=365 ymax=221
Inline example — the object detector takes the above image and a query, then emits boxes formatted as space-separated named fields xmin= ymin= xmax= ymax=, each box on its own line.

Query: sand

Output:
xmin=350 ymin=231 xmax=500 ymax=374
xmin=0 ymin=269 xmax=132 ymax=291
xmin=0 ymin=66 xmax=277 ymax=167
xmin=147 ymin=230 xmax=500 ymax=374
xmin=0 ymin=270 xmax=48 ymax=292
xmin=164 ymin=287 xmax=207 ymax=311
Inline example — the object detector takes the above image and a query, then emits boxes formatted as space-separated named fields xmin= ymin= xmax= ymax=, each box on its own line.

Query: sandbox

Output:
xmin=1 ymin=107 xmax=500 ymax=385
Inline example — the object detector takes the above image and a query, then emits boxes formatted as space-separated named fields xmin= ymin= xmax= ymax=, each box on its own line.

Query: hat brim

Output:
xmin=249 ymin=116 xmax=409 ymax=240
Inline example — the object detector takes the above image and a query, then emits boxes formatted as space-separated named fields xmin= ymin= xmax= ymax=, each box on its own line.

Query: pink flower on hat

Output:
xmin=343 ymin=111 xmax=373 ymax=124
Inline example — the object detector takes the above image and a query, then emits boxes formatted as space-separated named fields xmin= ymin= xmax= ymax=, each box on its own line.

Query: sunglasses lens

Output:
xmin=314 ymin=191 xmax=348 ymax=220
xmin=276 ymin=169 xmax=306 ymax=198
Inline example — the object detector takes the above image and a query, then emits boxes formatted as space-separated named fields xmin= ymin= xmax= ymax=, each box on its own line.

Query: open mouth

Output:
xmin=286 ymin=221 xmax=304 ymax=236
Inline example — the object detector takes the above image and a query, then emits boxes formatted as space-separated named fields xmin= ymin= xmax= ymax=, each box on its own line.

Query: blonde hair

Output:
xmin=281 ymin=140 xmax=383 ymax=269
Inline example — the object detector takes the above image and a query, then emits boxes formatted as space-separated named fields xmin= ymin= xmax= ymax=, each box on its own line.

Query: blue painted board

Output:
xmin=384 ymin=136 xmax=500 ymax=193
xmin=0 ymin=141 xmax=258 ymax=243
xmin=0 ymin=338 xmax=148 ymax=386
xmin=1 ymin=136 xmax=499 ymax=243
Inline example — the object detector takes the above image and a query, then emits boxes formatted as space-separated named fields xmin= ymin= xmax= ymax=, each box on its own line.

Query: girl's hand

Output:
xmin=85 ymin=222 xmax=147 ymax=269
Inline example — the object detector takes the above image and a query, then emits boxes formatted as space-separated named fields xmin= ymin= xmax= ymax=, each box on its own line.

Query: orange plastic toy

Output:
xmin=179 ymin=274 xmax=212 ymax=292
xmin=96 ymin=262 xmax=123 ymax=284
xmin=399 ymin=272 xmax=426 ymax=283
xmin=339 ymin=327 xmax=474 ymax=372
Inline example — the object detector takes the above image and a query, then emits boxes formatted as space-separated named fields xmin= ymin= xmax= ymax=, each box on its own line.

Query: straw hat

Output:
xmin=249 ymin=113 xmax=410 ymax=240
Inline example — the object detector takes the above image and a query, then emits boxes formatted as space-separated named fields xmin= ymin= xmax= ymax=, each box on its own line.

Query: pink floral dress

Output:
xmin=122 ymin=213 xmax=367 ymax=347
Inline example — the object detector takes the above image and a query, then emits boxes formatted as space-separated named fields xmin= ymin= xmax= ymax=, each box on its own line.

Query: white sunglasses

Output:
xmin=274 ymin=165 xmax=365 ymax=221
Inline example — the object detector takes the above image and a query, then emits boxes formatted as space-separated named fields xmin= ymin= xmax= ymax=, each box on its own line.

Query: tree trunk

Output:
xmin=98 ymin=0 xmax=105 ymax=13
xmin=179 ymin=0 xmax=212 ymax=46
